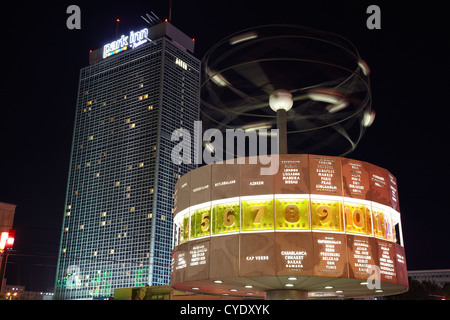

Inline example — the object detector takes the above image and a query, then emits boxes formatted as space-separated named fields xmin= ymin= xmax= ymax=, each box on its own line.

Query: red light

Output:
xmin=0 ymin=230 xmax=14 ymax=250
xmin=165 ymin=18 xmax=168 ymax=22
xmin=89 ymin=50 xmax=92 ymax=53
xmin=0 ymin=232 xmax=8 ymax=250
xmin=116 ymin=19 xmax=120 ymax=23
xmin=5 ymin=230 xmax=15 ymax=249
xmin=192 ymin=38 xmax=195 ymax=42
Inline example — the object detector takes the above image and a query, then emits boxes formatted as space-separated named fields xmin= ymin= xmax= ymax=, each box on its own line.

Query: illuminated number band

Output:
xmin=174 ymin=197 xmax=398 ymax=244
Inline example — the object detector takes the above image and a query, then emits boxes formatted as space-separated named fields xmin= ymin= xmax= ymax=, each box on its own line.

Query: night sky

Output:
xmin=0 ymin=0 xmax=448 ymax=292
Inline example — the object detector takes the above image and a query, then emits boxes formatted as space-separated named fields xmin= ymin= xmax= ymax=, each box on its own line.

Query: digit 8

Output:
xmin=285 ymin=204 xmax=300 ymax=223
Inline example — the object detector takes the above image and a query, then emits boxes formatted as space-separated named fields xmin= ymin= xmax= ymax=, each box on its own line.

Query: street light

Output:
xmin=269 ymin=89 xmax=293 ymax=154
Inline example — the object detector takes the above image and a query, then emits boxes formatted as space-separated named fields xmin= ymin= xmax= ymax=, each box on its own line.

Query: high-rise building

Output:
xmin=54 ymin=22 xmax=200 ymax=300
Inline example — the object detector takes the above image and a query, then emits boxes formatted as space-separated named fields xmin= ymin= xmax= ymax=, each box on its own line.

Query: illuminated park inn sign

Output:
xmin=103 ymin=28 xmax=149 ymax=58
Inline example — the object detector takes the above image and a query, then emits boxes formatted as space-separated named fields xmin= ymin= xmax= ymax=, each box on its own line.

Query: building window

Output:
xmin=175 ymin=58 xmax=188 ymax=70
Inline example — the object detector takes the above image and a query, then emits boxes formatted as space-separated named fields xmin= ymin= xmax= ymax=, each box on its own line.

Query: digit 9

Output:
xmin=317 ymin=205 xmax=333 ymax=224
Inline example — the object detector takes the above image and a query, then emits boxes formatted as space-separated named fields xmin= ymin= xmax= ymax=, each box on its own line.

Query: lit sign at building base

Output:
xmin=170 ymin=154 xmax=408 ymax=299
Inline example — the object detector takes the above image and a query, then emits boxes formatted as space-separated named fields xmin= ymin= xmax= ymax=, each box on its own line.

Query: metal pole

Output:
xmin=277 ymin=109 xmax=287 ymax=154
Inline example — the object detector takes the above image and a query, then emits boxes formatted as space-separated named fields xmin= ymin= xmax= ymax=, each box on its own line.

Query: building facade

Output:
xmin=54 ymin=22 xmax=200 ymax=299
xmin=408 ymin=269 xmax=450 ymax=288
xmin=4 ymin=285 xmax=54 ymax=300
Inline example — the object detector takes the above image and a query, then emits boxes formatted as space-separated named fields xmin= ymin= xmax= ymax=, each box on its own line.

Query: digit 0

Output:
xmin=352 ymin=209 xmax=363 ymax=228
xmin=345 ymin=208 xmax=364 ymax=228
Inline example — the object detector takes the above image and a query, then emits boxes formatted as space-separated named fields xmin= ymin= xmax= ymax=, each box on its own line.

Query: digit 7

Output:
xmin=250 ymin=205 xmax=266 ymax=224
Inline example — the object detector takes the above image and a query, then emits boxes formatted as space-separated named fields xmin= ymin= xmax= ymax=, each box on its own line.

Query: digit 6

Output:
xmin=223 ymin=208 xmax=235 ymax=227
xmin=285 ymin=204 xmax=300 ymax=223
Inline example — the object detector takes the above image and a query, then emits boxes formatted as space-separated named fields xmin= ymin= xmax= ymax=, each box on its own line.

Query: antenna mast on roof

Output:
xmin=141 ymin=11 xmax=162 ymax=26
xmin=169 ymin=0 xmax=173 ymax=22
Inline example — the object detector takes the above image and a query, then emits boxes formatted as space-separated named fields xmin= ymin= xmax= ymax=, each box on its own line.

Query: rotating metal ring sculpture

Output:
xmin=200 ymin=24 xmax=375 ymax=156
